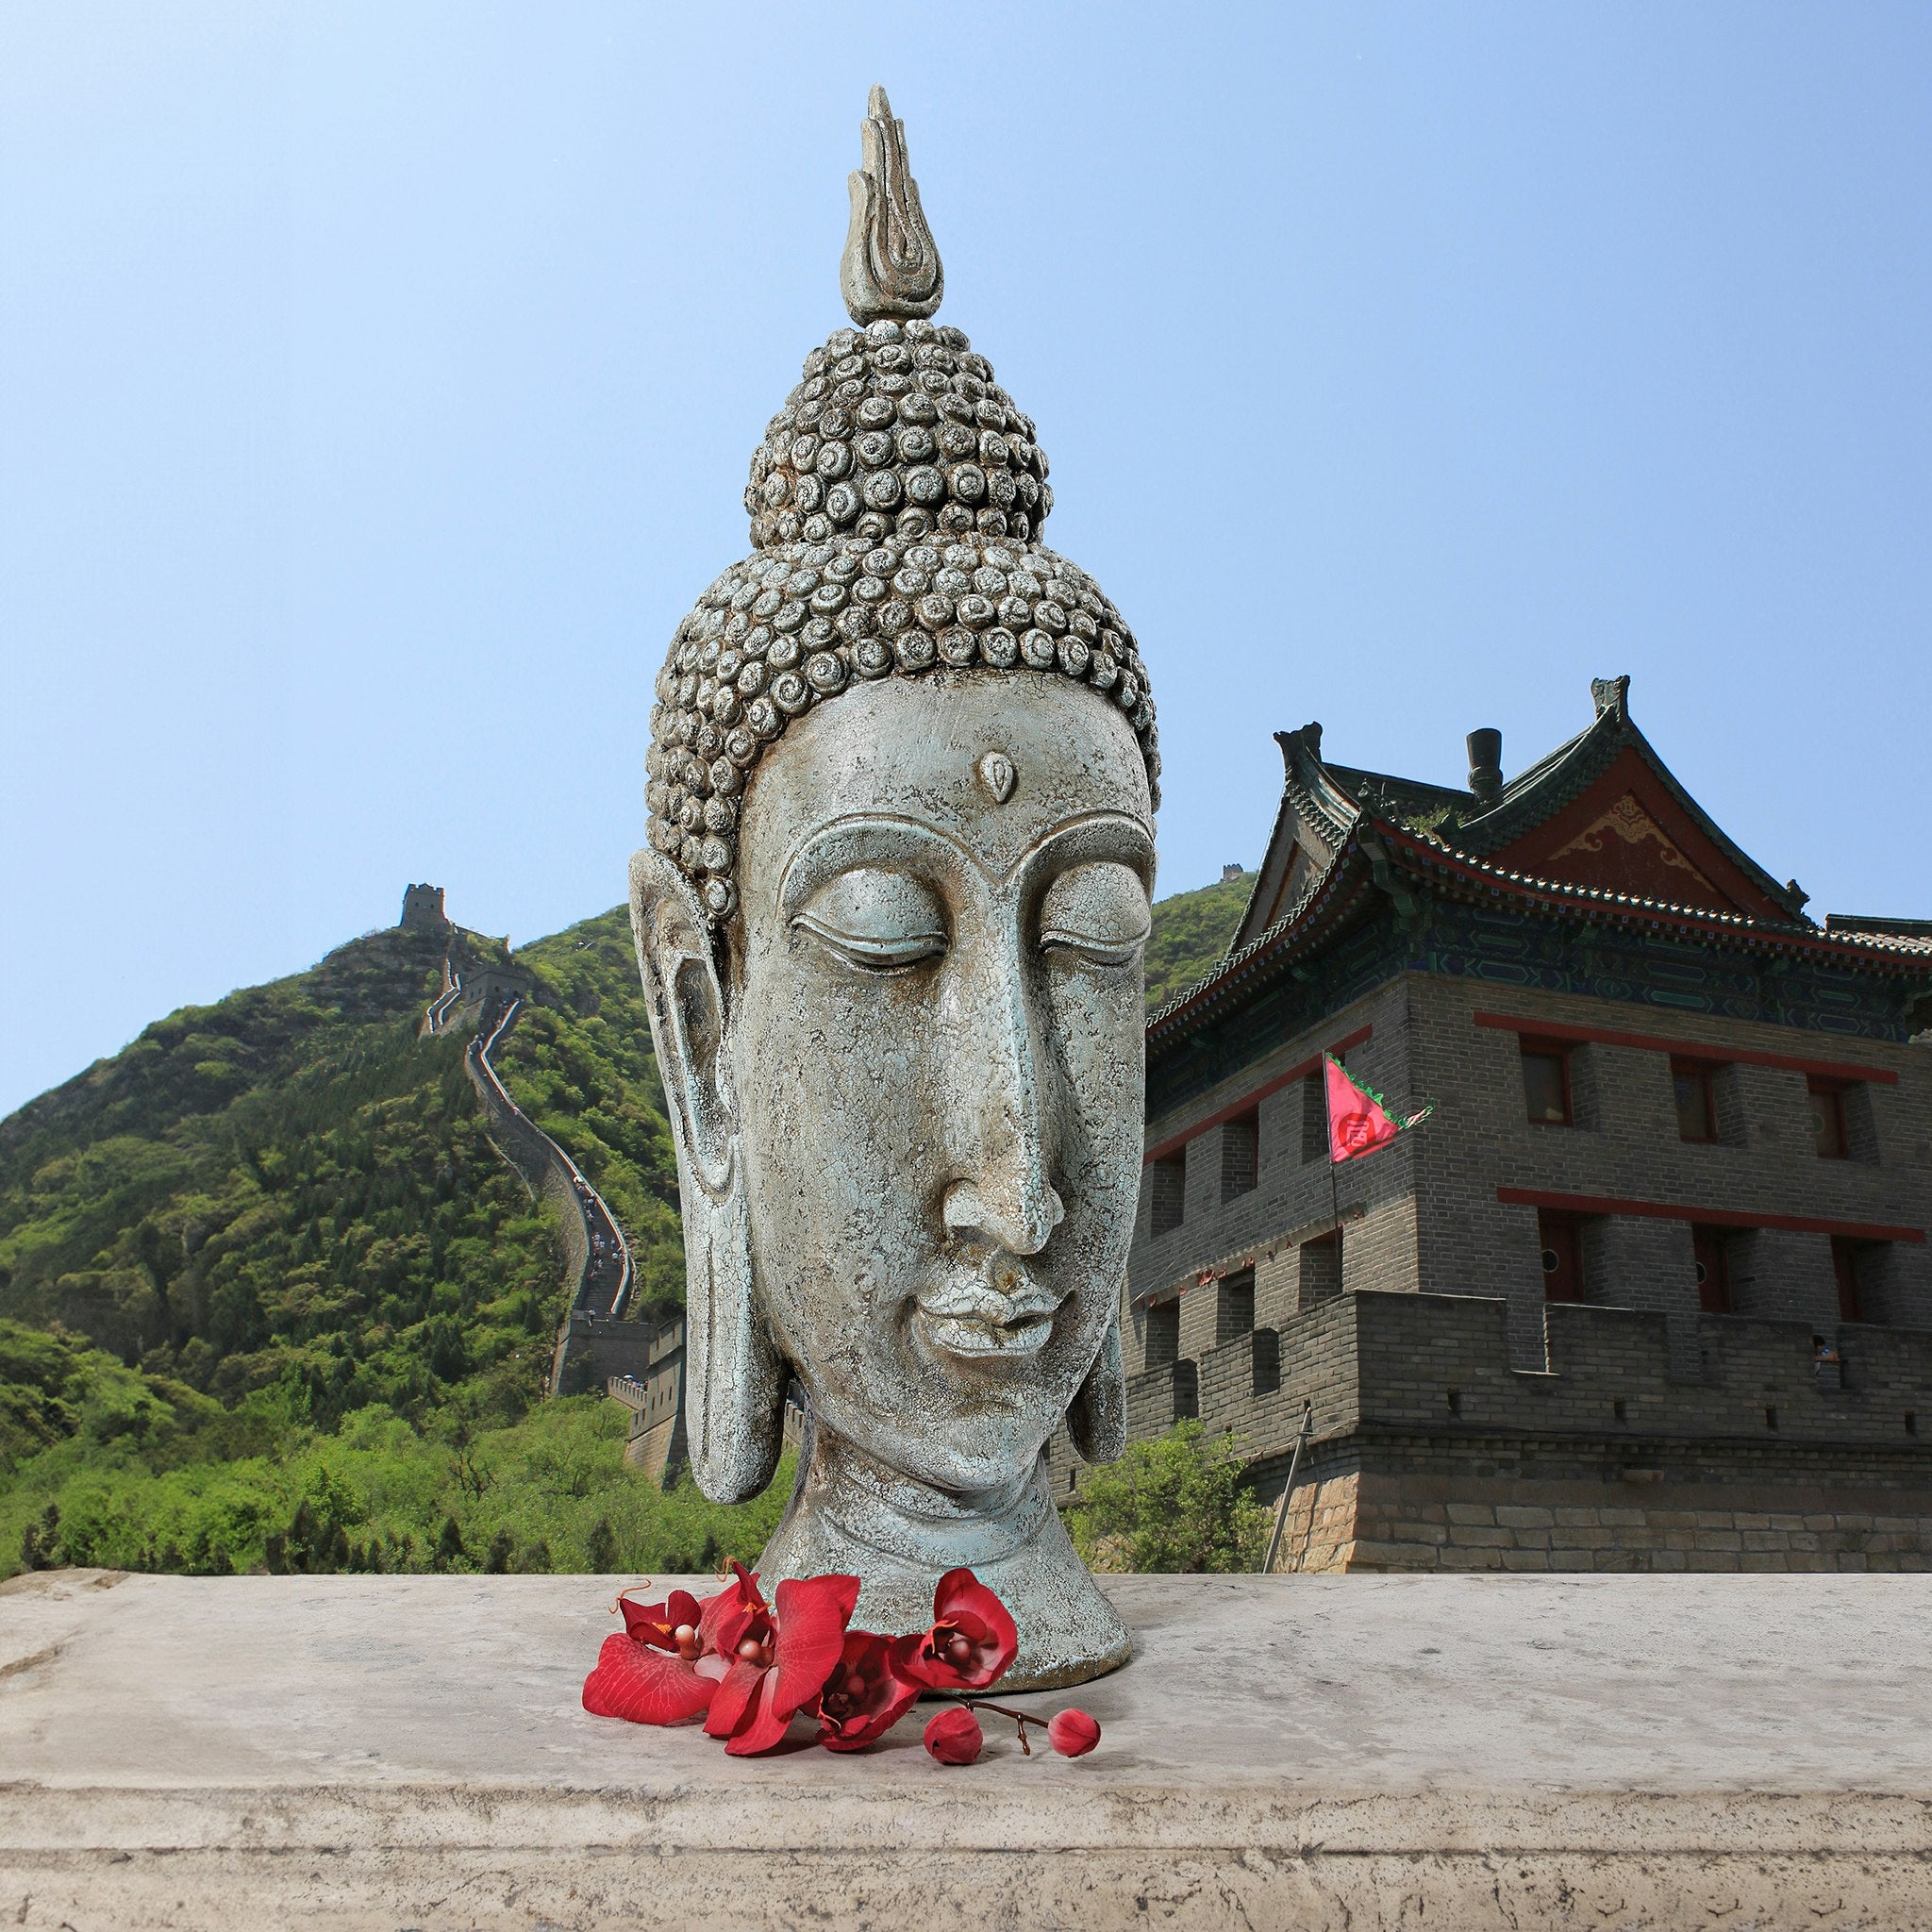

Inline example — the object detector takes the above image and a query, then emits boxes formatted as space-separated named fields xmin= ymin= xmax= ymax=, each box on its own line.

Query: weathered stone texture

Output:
xmin=8 ymin=1568 xmax=1932 ymax=1929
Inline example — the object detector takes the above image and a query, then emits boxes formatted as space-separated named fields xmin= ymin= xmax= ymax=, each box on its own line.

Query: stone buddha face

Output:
xmin=729 ymin=669 xmax=1152 ymax=1494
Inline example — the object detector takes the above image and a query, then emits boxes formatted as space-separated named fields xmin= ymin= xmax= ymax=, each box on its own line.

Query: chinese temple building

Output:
xmin=1058 ymin=675 xmax=1932 ymax=1573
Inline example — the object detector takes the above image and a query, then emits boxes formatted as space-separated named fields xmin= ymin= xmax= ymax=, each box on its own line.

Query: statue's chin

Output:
xmin=799 ymin=1387 xmax=1052 ymax=1504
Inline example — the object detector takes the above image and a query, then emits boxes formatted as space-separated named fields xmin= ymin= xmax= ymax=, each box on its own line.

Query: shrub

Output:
xmin=1068 ymin=1420 xmax=1269 ymax=1574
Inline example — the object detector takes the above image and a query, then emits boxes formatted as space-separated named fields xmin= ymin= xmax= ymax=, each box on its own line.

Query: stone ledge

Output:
xmin=4 ymin=1569 xmax=1931 ymax=1929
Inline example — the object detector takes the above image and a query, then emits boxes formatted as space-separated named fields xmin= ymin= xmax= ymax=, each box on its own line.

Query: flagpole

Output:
xmin=1325 ymin=1055 xmax=1342 ymax=1297
xmin=1321 ymin=1051 xmax=1433 ymax=1305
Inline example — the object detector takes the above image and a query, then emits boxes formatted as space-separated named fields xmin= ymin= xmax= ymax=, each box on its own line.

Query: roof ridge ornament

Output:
xmin=841 ymin=85 xmax=943 ymax=325
xmin=1591 ymin=674 xmax=1630 ymax=723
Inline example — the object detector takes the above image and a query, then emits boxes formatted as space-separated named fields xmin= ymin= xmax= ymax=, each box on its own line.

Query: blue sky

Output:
xmin=4 ymin=4 xmax=1928 ymax=1118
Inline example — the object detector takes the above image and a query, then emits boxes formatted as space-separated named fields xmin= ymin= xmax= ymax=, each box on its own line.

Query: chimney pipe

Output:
xmin=1466 ymin=728 xmax=1503 ymax=808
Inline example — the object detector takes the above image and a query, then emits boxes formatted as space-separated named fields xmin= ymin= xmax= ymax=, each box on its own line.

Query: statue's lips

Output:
xmin=914 ymin=1279 xmax=1061 ymax=1360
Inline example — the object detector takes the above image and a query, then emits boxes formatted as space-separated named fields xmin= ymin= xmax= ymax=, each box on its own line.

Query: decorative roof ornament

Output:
xmin=1591 ymin=675 xmax=1631 ymax=723
xmin=841 ymin=86 xmax=943 ymax=325
xmin=643 ymin=92 xmax=1158 ymax=926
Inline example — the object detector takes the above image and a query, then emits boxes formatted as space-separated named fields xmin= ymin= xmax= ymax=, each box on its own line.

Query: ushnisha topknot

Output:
xmin=644 ymin=92 xmax=1158 ymax=926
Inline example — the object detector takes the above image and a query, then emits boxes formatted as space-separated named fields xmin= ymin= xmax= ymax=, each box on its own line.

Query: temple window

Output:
xmin=1673 ymin=1059 xmax=1718 ymax=1143
xmin=1691 ymin=1224 xmax=1732 ymax=1313
xmin=1142 ymin=1297 xmax=1179 ymax=1369
xmin=1221 ymin=1108 xmax=1258 ymax=1202
xmin=1538 ymin=1209 xmax=1586 ymax=1301
xmin=1521 ymin=1041 xmax=1573 ymax=1126
xmin=1299 ymin=1073 xmax=1326 ymax=1161
xmin=1149 ymin=1147 xmax=1186 ymax=1236
xmin=1298 ymin=1231 xmax=1341 ymax=1307
xmin=1250 ymin=1326 xmax=1281 ymax=1396
xmin=1807 ymin=1077 xmax=1848 ymax=1159
xmin=1831 ymin=1237 xmax=1877 ymax=1322
xmin=1215 ymin=1268 xmax=1256 ymax=1344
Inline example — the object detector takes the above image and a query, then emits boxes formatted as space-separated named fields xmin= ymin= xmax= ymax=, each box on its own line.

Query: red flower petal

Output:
xmin=769 ymin=1574 xmax=860 ymax=1720
xmin=581 ymin=1634 xmax=716 ymax=1725
xmin=815 ymin=1631 xmax=921 ymax=1752
xmin=933 ymin=1569 xmax=1018 ymax=1676
xmin=616 ymin=1587 xmax=703 ymax=1649
xmin=1047 ymin=1707 xmax=1102 ymax=1757
xmin=893 ymin=1568 xmax=1021 ymax=1691
xmin=923 ymin=1706 xmax=983 ymax=1765
xmin=699 ymin=1561 xmax=771 ymax=1660
xmin=723 ymin=1664 xmax=796 ymax=1757
xmin=701 ymin=1656 xmax=770 ymax=1740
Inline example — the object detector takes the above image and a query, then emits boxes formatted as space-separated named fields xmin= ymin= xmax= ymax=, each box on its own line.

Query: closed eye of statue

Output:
xmin=1038 ymin=861 xmax=1151 ymax=967
xmin=791 ymin=867 xmax=948 ymax=972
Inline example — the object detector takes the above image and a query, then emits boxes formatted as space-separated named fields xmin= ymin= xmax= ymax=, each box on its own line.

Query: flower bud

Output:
xmin=1047 ymin=1708 xmax=1101 ymax=1757
xmin=924 ymin=1706 xmax=983 ymax=1765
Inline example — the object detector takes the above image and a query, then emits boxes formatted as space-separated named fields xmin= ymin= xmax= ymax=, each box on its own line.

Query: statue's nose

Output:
xmin=943 ymin=1174 xmax=1064 ymax=1257
xmin=941 ymin=927 xmax=1064 ymax=1257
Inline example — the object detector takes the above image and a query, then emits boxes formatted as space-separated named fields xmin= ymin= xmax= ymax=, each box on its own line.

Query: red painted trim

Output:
xmin=1144 ymin=1024 xmax=1374 ymax=1164
xmin=1495 ymin=1186 xmax=1924 ymax=1243
xmin=1471 ymin=1011 xmax=1899 ymax=1085
xmin=1492 ymin=743 xmax=1793 ymax=924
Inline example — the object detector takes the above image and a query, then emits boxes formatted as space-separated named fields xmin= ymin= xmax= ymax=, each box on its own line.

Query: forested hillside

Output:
xmin=1142 ymin=870 xmax=1254 ymax=1011
xmin=0 ymin=874 xmax=1248 ymax=1579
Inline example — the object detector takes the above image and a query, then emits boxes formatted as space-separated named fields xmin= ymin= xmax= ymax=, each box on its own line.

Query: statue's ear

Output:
xmin=1068 ymin=1301 xmax=1126 ymax=1464
xmin=629 ymin=846 xmax=787 ymax=1503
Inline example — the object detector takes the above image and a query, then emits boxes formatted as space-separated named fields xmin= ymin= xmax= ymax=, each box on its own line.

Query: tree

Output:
xmin=433 ymin=1514 xmax=467 ymax=1570
xmin=585 ymin=1517 xmax=618 ymax=1572
xmin=1068 ymin=1421 xmax=1269 ymax=1574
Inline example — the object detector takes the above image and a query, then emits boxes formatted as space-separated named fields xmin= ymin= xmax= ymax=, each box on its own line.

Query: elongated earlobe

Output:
xmin=630 ymin=847 xmax=787 ymax=1502
xmin=1067 ymin=1306 xmax=1126 ymax=1464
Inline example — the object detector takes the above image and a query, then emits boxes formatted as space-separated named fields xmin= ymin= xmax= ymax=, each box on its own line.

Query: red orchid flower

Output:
xmin=891 ymin=1566 xmax=1019 ymax=1692
xmin=616 ymin=1586 xmax=706 ymax=1659
xmin=813 ymin=1630 xmax=921 ymax=1753
xmin=696 ymin=1561 xmax=772 ymax=1664
xmin=701 ymin=1564 xmax=861 ymax=1756
xmin=582 ymin=1584 xmax=718 ymax=1725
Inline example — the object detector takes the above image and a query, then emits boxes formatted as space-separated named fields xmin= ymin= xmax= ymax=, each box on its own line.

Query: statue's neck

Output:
xmin=788 ymin=1423 xmax=1054 ymax=1573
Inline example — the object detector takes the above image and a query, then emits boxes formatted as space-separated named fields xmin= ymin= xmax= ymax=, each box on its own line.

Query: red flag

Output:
xmin=1324 ymin=1054 xmax=1433 ymax=1163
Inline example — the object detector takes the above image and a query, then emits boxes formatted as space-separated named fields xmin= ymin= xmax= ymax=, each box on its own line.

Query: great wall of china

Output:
xmin=404 ymin=885 xmax=689 ymax=1480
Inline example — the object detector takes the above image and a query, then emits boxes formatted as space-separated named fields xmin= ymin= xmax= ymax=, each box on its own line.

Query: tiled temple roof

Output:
xmin=1148 ymin=677 xmax=1932 ymax=1051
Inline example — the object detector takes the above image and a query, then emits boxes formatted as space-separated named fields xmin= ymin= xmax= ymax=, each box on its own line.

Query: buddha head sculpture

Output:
xmin=630 ymin=89 xmax=1158 ymax=1689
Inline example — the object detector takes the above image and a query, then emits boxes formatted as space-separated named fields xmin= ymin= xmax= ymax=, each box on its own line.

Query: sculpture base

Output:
xmin=6 ymin=1569 xmax=1930 ymax=1930
xmin=756 ymin=1444 xmax=1131 ymax=1690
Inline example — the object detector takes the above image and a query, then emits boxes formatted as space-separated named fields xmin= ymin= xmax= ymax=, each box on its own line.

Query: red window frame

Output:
xmin=1672 ymin=1058 xmax=1717 ymax=1143
xmin=1830 ymin=1238 xmax=1863 ymax=1323
xmin=1691 ymin=1224 xmax=1732 ymax=1313
xmin=1538 ymin=1209 xmax=1586 ymax=1302
xmin=1807 ymin=1077 xmax=1848 ymax=1159
xmin=1521 ymin=1041 xmax=1574 ymax=1127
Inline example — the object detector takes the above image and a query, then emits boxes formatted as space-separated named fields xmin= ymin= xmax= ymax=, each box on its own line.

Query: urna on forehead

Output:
xmin=730 ymin=669 xmax=1156 ymax=901
xmin=641 ymin=93 xmax=1159 ymax=928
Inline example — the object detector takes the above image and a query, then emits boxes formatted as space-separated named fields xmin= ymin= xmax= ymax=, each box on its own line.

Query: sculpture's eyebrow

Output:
xmin=777 ymin=816 xmax=973 ymax=921
xmin=776 ymin=809 xmax=1154 ymax=917
xmin=1005 ymin=812 xmax=1156 ymax=894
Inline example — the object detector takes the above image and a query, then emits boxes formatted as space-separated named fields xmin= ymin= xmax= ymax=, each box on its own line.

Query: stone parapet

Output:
xmin=1216 ymin=1289 xmax=1932 ymax=1574
xmin=7 ymin=1568 xmax=1932 ymax=1929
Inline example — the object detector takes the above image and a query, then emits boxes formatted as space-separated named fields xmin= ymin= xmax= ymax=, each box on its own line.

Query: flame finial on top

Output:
xmin=841 ymin=85 xmax=943 ymax=325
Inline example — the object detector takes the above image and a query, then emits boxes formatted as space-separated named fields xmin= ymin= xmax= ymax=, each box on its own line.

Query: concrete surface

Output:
xmin=3 ymin=1568 xmax=1930 ymax=1928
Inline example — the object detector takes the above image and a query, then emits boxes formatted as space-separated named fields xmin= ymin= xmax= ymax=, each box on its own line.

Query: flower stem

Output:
xmin=948 ymin=1695 xmax=1042 ymax=1755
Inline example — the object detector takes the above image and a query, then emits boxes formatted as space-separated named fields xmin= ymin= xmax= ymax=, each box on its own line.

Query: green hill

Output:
xmin=0 ymin=875 xmax=1250 ymax=1580
xmin=1142 ymin=870 xmax=1254 ymax=1012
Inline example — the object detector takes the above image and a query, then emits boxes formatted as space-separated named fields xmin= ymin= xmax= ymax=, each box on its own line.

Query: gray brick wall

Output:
xmin=1104 ymin=967 xmax=1932 ymax=1549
